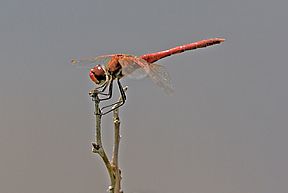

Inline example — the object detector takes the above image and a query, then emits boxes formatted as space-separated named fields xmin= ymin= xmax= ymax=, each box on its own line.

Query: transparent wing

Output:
xmin=126 ymin=68 xmax=147 ymax=79
xmin=119 ymin=56 xmax=149 ymax=79
xmin=71 ymin=54 xmax=117 ymax=68
xmin=119 ymin=56 xmax=173 ymax=93
xmin=147 ymin=63 xmax=174 ymax=94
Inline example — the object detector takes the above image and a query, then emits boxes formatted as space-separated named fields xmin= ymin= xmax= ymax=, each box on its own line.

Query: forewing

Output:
xmin=147 ymin=63 xmax=174 ymax=94
xmin=71 ymin=54 xmax=115 ymax=68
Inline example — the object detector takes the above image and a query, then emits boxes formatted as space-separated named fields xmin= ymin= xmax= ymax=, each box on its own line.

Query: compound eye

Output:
xmin=89 ymin=65 xmax=107 ymax=84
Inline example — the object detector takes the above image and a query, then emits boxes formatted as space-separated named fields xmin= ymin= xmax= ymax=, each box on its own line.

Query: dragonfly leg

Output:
xmin=98 ymin=74 xmax=113 ymax=93
xmin=89 ymin=79 xmax=114 ymax=101
xmin=99 ymin=80 xmax=114 ymax=101
xmin=100 ymin=78 xmax=127 ymax=115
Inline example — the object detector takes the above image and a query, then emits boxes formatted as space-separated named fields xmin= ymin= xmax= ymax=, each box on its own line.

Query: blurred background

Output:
xmin=0 ymin=0 xmax=287 ymax=193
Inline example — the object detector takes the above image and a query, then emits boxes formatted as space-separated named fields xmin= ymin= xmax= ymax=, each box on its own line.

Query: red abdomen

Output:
xmin=140 ymin=38 xmax=225 ymax=63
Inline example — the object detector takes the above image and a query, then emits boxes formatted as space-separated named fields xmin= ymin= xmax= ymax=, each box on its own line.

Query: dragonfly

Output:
xmin=72 ymin=38 xmax=225 ymax=115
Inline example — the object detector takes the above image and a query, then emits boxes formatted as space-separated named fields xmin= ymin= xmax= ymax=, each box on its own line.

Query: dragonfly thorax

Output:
xmin=106 ymin=57 xmax=123 ymax=79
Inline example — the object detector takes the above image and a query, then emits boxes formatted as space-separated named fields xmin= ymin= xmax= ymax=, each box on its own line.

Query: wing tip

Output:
xmin=71 ymin=59 xmax=79 ymax=64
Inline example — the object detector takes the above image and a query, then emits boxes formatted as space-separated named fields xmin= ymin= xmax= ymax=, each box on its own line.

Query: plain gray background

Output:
xmin=1 ymin=0 xmax=287 ymax=193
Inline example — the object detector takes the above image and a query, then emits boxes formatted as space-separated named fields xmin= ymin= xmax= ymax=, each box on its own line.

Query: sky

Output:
xmin=0 ymin=0 xmax=288 ymax=193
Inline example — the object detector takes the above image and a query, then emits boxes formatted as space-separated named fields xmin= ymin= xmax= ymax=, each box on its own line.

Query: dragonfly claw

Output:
xmin=89 ymin=89 xmax=102 ymax=98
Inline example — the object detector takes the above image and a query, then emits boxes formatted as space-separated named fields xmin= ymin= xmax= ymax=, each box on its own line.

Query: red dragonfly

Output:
xmin=72 ymin=38 xmax=224 ymax=114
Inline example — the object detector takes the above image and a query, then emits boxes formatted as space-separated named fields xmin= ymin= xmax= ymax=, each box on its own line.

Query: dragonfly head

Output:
xmin=89 ymin=65 xmax=108 ymax=85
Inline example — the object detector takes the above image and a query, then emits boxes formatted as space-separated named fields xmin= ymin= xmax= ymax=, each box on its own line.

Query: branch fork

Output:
xmin=90 ymin=86 xmax=127 ymax=193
